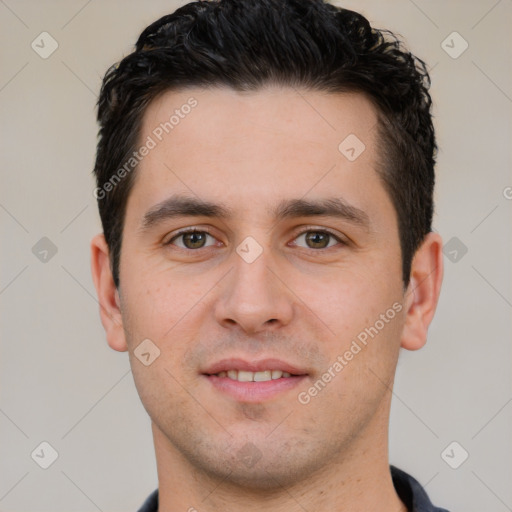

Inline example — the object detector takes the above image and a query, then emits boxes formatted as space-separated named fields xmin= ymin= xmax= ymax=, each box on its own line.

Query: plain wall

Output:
xmin=1 ymin=1 xmax=511 ymax=510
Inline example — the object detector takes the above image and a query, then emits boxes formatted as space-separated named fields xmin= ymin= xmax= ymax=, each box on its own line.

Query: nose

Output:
xmin=214 ymin=247 xmax=294 ymax=335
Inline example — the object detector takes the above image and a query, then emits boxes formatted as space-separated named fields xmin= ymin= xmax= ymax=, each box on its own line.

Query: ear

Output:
xmin=400 ymin=232 xmax=444 ymax=351
xmin=90 ymin=233 xmax=127 ymax=352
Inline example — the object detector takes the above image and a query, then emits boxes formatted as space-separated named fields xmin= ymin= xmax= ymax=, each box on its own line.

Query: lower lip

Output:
xmin=204 ymin=374 xmax=308 ymax=402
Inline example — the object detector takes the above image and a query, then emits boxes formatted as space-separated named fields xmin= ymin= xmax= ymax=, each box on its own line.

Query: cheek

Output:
xmin=120 ymin=272 xmax=213 ymax=395
xmin=293 ymin=268 xmax=405 ymax=397
xmin=121 ymin=268 xmax=200 ymax=342
xmin=294 ymin=264 xmax=401 ymax=336
xmin=129 ymin=354 xmax=197 ymax=437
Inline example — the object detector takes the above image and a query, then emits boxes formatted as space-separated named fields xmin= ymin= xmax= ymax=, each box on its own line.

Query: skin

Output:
xmin=91 ymin=86 xmax=443 ymax=512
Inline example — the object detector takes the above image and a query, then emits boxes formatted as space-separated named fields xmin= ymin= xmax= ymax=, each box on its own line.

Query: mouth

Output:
xmin=202 ymin=358 xmax=309 ymax=402
xmin=211 ymin=369 xmax=294 ymax=381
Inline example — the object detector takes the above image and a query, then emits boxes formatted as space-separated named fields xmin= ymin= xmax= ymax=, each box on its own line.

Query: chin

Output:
xmin=182 ymin=438 xmax=330 ymax=492
xmin=202 ymin=460 xmax=309 ymax=492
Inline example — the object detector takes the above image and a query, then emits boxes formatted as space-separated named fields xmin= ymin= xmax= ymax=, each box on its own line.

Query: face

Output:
xmin=104 ymin=87 xmax=414 ymax=488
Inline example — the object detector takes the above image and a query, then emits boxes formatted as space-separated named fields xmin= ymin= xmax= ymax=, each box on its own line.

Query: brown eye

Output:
xmin=168 ymin=230 xmax=215 ymax=249
xmin=293 ymin=230 xmax=341 ymax=249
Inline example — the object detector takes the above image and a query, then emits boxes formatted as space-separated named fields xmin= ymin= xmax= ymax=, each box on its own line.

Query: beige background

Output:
xmin=1 ymin=1 xmax=511 ymax=511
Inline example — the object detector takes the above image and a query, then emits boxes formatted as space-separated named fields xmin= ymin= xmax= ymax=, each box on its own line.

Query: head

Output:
xmin=91 ymin=0 xmax=443 ymax=493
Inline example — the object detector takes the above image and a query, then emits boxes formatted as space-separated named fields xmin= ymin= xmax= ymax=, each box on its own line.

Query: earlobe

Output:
xmin=90 ymin=233 xmax=128 ymax=352
xmin=400 ymin=232 xmax=444 ymax=351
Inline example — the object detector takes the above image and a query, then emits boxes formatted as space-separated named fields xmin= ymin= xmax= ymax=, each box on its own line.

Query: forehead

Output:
xmin=129 ymin=86 xmax=385 ymax=220
xmin=140 ymin=86 xmax=378 ymax=160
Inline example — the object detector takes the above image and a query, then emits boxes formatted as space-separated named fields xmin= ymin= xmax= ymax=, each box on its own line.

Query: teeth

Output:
xmin=215 ymin=370 xmax=294 ymax=381
xmin=254 ymin=370 xmax=272 ymax=382
xmin=237 ymin=370 xmax=253 ymax=382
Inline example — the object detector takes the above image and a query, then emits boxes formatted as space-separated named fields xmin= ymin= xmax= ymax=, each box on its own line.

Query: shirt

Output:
xmin=137 ymin=465 xmax=450 ymax=511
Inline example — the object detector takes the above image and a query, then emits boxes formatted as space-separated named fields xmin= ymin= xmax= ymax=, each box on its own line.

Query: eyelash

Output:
xmin=165 ymin=226 xmax=346 ymax=252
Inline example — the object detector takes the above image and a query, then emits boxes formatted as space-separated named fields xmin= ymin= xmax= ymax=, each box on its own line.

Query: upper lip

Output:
xmin=203 ymin=358 xmax=308 ymax=376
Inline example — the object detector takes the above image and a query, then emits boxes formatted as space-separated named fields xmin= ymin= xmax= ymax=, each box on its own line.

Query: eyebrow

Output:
xmin=140 ymin=194 xmax=370 ymax=232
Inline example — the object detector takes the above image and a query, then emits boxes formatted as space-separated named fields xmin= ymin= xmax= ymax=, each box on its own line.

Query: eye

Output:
xmin=165 ymin=227 xmax=345 ymax=252
xmin=292 ymin=229 xmax=343 ymax=250
xmin=167 ymin=229 xmax=217 ymax=250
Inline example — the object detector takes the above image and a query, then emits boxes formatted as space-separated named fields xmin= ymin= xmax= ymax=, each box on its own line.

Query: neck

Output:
xmin=152 ymin=401 xmax=407 ymax=512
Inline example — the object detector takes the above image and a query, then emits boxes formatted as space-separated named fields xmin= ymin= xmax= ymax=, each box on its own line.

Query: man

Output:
xmin=90 ymin=0 xmax=446 ymax=510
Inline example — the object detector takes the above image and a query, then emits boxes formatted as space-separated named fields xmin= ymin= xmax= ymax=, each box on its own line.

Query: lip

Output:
xmin=203 ymin=358 xmax=307 ymax=376
xmin=205 ymin=374 xmax=307 ymax=402
xmin=202 ymin=358 xmax=309 ymax=403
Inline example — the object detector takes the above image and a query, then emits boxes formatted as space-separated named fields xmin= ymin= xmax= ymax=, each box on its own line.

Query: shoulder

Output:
xmin=391 ymin=465 xmax=451 ymax=512
xmin=136 ymin=488 xmax=158 ymax=512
